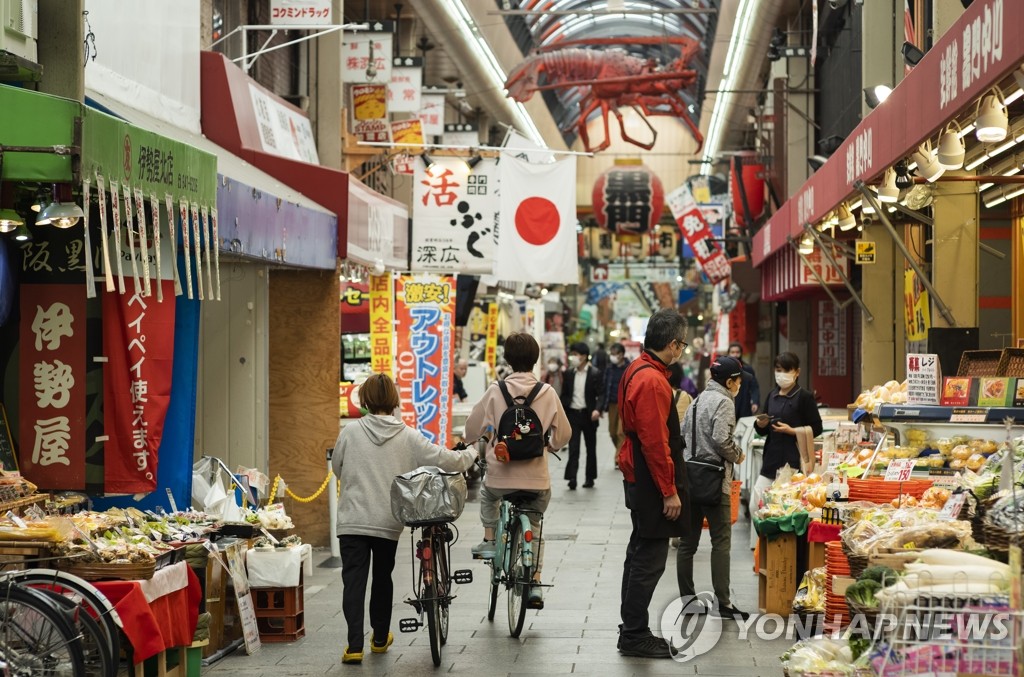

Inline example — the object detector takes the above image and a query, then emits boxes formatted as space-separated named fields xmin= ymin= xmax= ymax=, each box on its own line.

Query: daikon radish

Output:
xmin=914 ymin=549 xmax=1011 ymax=576
xmin=899 ymin=565 xmax=1009 ymax=590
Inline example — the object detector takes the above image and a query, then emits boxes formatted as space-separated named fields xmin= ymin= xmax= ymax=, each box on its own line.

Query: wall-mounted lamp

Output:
xmin=876 ymin=167 xmax=900 ymax=203
xmin=893 ymin=160 xmax=914 ymax=190
xmin=975 ymin=89 xmax=1008 ymax=143
xmin=910 ymin=140 xmax=944 ymax=182
xmin=864 ymin=84 xmax=893 ymax=109
xmin=937 ymin=122 xmax=966 ymax=169
xmin=797 ymin=233 xmax=815 ymax=255
xmin=466 ymin=154 xmax=483 ymax=171
xmin=420 ymin=152 xmax=437 ymax=175
xmin=837 ymin=202 xmax=857 ymax=231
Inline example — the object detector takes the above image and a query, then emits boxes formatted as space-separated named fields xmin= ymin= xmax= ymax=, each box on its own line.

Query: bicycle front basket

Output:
xmin=390 ymin=466 xmax=468 ymax=525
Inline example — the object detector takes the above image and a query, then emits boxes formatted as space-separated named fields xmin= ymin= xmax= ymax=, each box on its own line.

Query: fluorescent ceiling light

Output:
xmin=440 ymin=0 xmax=546 ymax=146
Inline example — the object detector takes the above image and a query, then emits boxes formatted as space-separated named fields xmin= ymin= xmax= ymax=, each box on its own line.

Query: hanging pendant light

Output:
xmin=837 ymin=202 xmax=857 ymax=231
xmin=36 ymin=184 xmax=85 ymax=228
xmin=876 ymin=167 xmax=900 ymax=203
xmin=937 ymin=122 xmax=966 ymax=169
xmin=797 ymin=233 xmax=814 ymax=255
xmin=910 ymin=139 xmax=944 ymax=182
xmin=975 ymin=89 xmax=1008 ymax=143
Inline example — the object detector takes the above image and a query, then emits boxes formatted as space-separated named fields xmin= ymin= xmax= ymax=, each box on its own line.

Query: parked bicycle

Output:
xmin=474 ymin=481 xmax=548 ymax=638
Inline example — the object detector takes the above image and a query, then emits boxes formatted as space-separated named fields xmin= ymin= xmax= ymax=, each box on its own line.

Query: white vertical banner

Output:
xmin=96 ymin=174 xmax=115 ymax=292
xmin=388 ymin=58 xmax=423 ymax=113
xmin=134 ymin=188 xmax=152 ymax=297
xmin=150 ymin=194 xmax=164 ymax=302
xmin=418 ymin=92 xmax=446 ymax=138
xmin=341 ymin=33 xmax=393 ymax=83
xmin=122 ymin=183 xmax=141 ymax=295
xmin=82 ymin=178 xmax=96 ymax=298
xmin=166 ymin=194 xmax=182 ymax=297
xmin=110 ymin=180 xmax=125 ymax=294
xmin=412 ymin=157 xmax=499 ymax=274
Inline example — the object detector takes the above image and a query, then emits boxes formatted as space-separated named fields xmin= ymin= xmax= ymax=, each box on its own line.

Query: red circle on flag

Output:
xmin=514 ymin=197 xmax=560 ymax=245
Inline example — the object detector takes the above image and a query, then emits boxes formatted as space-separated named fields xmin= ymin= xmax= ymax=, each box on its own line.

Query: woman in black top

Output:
xmin=749 ymin=352 xmax=823 ymax=515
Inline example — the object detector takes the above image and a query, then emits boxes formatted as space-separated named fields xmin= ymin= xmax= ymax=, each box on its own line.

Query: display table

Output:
xmin=245 ymin=543 xmax=313 ymax=588
xmin=93 ymin=562 xmax=202 ymax=664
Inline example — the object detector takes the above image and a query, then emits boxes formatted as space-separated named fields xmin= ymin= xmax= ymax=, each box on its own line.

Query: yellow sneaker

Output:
xmin=342 ymin=647 xmax=363 ymax=664
xmin=370 ymin=631 xmax=394 ymax=654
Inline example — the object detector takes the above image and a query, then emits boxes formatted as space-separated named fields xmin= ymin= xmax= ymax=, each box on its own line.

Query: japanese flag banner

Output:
xmin=666 ymin=184 xmax=732 ymax=284
xmin=412 ymin=157 xmax=499 ymax=274
xmin=494 ymin=155 xmax=579 ymax=284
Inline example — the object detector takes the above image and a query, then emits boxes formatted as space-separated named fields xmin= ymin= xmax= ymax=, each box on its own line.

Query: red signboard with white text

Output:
xmin=102 ymin=281 xmax=176 ymax=493
xmin=18 ymin=284 xmax=87 ymax=488
xmin=666 ymin=184 xmax=731 ymax=284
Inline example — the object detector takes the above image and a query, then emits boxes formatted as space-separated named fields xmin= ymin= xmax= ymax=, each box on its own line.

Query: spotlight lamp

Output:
xmin=11 ymin=222 xmax=32 ymax=242
xmin=0 ymin=208 xmax=24 ymax=233
xmin=837 ymin=202 xmax=857 ymax=231
xmin=937 ymin=121 xmax=966 ymax=169
xmin=910 ymin=140 xmax=944 ymax=182
xmin=894 ymin=160 xmax=914 ymax=190
xmin=975 ymin=89 xmax=1008 ymax=143
xmin=876 ymin=167 xmax=900 ymax=203
xmin=798 ymin=233 xmax=815 ymax=255
xmin=864 ymin=84 xmax=893 ymax=109
xmin=902 ymin=41 xmax=925 ymax=67
xmin=36 ymin=184 xmax=84 ymax=228
xmin=466 ymin=154 xmax=483 ymax=170
xmin=807 ymin=155 xmax=829 ymax=172
xmin=420 ymin=152 xmax=437 ymax=174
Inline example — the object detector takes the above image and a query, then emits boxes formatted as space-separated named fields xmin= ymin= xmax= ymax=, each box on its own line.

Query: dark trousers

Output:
xmin=564 ymin=408 xmax=598 ymax=484
xmin=338 ymin=535 xmax=399 ymax=650
xmin=619 ymin=506 xmax=670 ymax=640
xmin=677 ymin=499 xmax=733 ymax=607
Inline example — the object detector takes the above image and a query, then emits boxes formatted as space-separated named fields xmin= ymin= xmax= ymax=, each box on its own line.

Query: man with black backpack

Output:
xmin=464 ymin=332 xmax=571 ymax=607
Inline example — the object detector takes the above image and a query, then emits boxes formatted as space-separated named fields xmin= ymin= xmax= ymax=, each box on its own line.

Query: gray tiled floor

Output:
xmin=206 ymin=422 xmax=793 ymax=676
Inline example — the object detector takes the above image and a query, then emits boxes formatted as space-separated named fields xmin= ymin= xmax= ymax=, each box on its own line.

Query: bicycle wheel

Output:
xmin=0 ymin=582 xmax=86 ymax=677
xmin=423 ymin=584 xmax=442 ymax=667
xmin=486 ymin=566 xmax=499 ymax=622
xmin=39 ymin=591 xmax=114 ymax=677
xmin=7 ymin=569 xmax=121 ymax=664
xmin=432 ymin=532 xmax=450 ymax=646
xmin=506 ymin=519 xmax=531 ymax=638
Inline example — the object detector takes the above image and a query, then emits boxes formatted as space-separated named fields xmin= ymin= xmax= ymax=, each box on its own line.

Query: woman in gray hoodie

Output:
xmin=331 ymin=373 xmax=477 ymax=664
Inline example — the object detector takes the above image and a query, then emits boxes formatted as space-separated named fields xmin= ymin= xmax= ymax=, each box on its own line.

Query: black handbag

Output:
xmin=684 ymin=397 xmax=724 ymax=507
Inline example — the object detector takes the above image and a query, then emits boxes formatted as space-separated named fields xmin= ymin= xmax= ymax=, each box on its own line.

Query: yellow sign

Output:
xmin=369 ymin=274 xmax=394 ymax=376
xmin=485 ymin=302 xmax=499 ymax=368
xmin=855 ymin=240 xmax=876 ymax=264
xmin=903 ymin=269 xmax=931 ymax=343
xmin=390 ymin=118 xmax=425 ymax=149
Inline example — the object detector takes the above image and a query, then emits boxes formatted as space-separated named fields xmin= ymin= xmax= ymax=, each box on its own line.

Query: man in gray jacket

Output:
xmin=677 ymin=356 xmax=749 ymax=620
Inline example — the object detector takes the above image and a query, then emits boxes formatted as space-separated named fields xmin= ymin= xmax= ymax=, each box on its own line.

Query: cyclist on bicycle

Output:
xmin=464 ymin=332 xmax=571 ymax=607
xmin=331 ymin=373 xmax=477 ymax=665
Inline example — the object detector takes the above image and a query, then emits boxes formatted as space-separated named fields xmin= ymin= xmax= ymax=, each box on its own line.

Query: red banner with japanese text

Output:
xmin=394 ymin=275 xmax=455 ymax=447
xmin=18 ymin=284 xmax=87 ymax=488
xmin=102 ymin=280 xmax=176 ymax=493
xmin=666 ymin=184 xmax=731 ymax=284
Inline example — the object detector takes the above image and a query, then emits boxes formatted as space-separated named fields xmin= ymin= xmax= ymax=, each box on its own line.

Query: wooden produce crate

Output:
xmin=758 ymin=533 xmax=798 ymax=616
xmin=957 ymin=349 xmax=1002 ymax=376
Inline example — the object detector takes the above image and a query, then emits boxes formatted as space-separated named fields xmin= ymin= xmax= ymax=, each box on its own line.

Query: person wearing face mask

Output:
xmin=727 ymin=342 xmax=760 ymax=419
xmin=602 ymin=343 xmax=631 ymax=459
xmin=751 ymin=352 xmax=824 ymax=520
xmin=677 ymin=356 xmax=748 ymax=620
xmin=541 ymin=356 xmax=565 ymax=396
xmin=560 ymin=342 xmax=605 ymax=489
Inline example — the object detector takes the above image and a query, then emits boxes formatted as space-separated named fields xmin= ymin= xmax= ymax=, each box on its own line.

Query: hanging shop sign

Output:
xmin=394 ymin=275 xmax=456 ymax=447
xmin=270 ymin=0 xmax=332 ymax=24
xmin=590 ymin=263 xmax=678 ymax=283
xmin=592 ymin=162 xmax=665 ymax=236
xmin=350 ymin=84 xmax=390 ymax=143
xmin=855 ymin=240 xmax=876 ymax=264
xmin=443 ymin=123 xmax=478 ymax=148
xmin=347 ymin=175 xmax=408 ymax=270
xmin=391 ymin=118 xmax=424 ymax=150
xmin=418 ymin=91 xmax=446 ymax=138
xmin=368 ymin=275 xmax=394 ymax=377
xmin=753 ymin=0 xmax=1020 ymax=267
xmin=388 ymin=58 xmax=423 ymax=113
xmin=248 ymin=84 xmax=319 ymax=164
xmin=412 ymin=156 xmax=498 ymax=274
xmin=904 ymin=269 xmax=931 ymax=343
xmin=666 ymin=184 xmax=731 ymax=284
xmin=341 ymin=31 xmax=394 ymax=83
xmin=485 ymin=302 xmax=499 ymax=369
xmin=761 ymin=247 xmax=847 ymax=301
xmin=340 ymin=281 xmax=369 ymax=314
xmin=906 ymin=354 xmax=941 ymax=405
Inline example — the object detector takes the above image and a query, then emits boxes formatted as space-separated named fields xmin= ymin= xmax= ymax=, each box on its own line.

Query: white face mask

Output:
xmin=610 ymin=355 xmax=622 ymax=365
xmin=775 ymin=371 xmax=796 ymax=389
xmin=547 ymin=362 xmax=559 ymax=373
xmin=568 ymin=355 xmax=581 ymax=369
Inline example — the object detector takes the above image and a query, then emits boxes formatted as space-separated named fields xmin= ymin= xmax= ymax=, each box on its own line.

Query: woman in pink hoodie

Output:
xmin=464 ymin=332 xmax=571 ymax=606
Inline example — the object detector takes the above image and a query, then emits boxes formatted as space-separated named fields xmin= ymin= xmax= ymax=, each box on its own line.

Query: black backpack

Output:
xmin=495 ymin=381 xmax=547 ymax=461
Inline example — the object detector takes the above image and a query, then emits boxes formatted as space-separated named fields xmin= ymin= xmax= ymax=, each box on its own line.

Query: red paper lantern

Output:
xmin=592 ymin=163 xmax=664 ymax=235
xmin=730 ymin=152 xmax=766 ymax=229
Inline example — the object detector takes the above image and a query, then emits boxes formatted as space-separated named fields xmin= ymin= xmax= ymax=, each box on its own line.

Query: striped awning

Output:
xmin=761 ymin=245 xmax=849 ymax=302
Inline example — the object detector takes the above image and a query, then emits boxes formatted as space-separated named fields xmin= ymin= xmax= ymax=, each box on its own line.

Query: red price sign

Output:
xmin=884 ymin=458 xmax=915 ymax=482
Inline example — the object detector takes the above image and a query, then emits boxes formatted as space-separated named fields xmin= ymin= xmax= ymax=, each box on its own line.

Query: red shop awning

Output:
xmin=199 ymin=50 xmax=406 ymax=264
xmin=761 ymin=246 xmax=849 ymax=302
xmin=753 ymin=0 xmax=1024 ymax=268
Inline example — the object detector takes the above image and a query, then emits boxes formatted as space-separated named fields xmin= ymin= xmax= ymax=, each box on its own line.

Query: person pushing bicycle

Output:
xmin=465 ymin=332 xmax=571 ymax=606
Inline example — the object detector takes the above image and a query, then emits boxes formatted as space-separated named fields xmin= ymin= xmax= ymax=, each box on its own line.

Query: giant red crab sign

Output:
xmin=504 ymin=36 xmax=704 ymax=153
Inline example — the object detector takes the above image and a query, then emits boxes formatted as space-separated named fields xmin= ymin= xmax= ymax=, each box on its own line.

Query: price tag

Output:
xmin=166 ymin=488 xmax=179 ymax=513
xmin=938 ymin=492 xmax=967 ymax=520
xmin=949 ymin=408 xmax=987 ymax=423
xmin=884 ymin=458 xmax=916 ymax=482
xmin=827 ymin=452 xmax=849 ymax=474
xmin=5 ymin=511 xmax=27 ymax=529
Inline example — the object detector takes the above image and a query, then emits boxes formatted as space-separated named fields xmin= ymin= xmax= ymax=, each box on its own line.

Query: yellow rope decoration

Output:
xmin=266 ymin=471 xmax=335 ymax=505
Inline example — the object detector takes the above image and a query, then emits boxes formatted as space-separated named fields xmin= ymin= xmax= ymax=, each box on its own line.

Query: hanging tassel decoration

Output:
xmin=200 ymin=206 xmax=213 ymax=298
xmin=179 ymin=198 xmax=194 ymax=299
xmin=82 ymin=178 xmax=96 ymax=298
xmin=122 ymin=183 xmax=141 ymax=296
xmin=135 ymin=189 xmax=152 ymax=297
xmin=96 ymin=174 xmax=114 ymax=292
xmin=165 ymin=194 xmax=182 ymax=296
xmin=110 ymin=180 xmax=126 ymax=294
xmin=150 ymin=194 xmax=164 ymax=302
xmin=190 ymin=202 xmax=204 ymax=301
xmin=211 ymin=207 xmax=221 ymax=301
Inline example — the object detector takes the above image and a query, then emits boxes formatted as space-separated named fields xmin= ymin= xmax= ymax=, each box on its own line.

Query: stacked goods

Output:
xmin=824 ymin=542 xmax=850 ymax=626
xmin=847 ymin=477 xmax=933 ymax=502
xmin=852 ymin=380 xmax=908 ymax=409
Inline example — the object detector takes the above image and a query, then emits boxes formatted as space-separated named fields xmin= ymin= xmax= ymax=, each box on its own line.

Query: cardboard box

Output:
xmin=831 ymin=575 xmax=856 ymax=596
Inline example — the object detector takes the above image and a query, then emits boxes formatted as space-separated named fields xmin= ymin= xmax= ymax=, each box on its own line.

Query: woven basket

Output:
xmin=846 ymin=553 xmax=869 ymax=579
xmin=958 ymin=349 xmax=1002 ymax=377
xmin=62 ymin=560 xmax=156 ymax=581
xmin=997 ymin=347 xmax=1024 ymax=377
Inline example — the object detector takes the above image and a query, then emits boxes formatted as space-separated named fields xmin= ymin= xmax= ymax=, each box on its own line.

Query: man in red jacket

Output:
xmin=616 ymin=309 xmax=689 ymax=659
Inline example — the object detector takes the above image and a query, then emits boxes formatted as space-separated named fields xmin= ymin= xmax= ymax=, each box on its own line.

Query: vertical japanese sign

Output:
xmin=412 ymin=157 xmax=499 ymax=274
xmin=394 ymin=275 xmax=456 ymax=446
xmin=816 ymin=300 xmax=847 ymax=377
xmin=666 ymin=184 xmax=732 ymax=284
xmin=388 ymin=58 xmax=423 ymax=113
xmin=368 ymin=274 xmax=394 ymax=377
xmin=18 ymin=284 xmax=87 ymax=489
xmin=485 ymin=302 xmax=499 ymax=369
xmin=102 ymin=281 xmax=176 ymax=493
xmin=341 ymin=33 xmax=393 ymax=83
xmin=350 ymin=84 xmax=390 ymax=143
xmin=906 ymin=353 xmax=941 ymax=405
xmin=418 ymin=92 xmax=446 ymax=138
xmin=904 ymin=269 xmax=931 ymax=343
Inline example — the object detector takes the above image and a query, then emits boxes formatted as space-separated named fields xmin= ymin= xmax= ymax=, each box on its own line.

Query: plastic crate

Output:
xmin=253 ymin=572 xmax=304 ymax=617
xmin=702 ymin=480 xmax=742 ymax=528
xmin=257 ymin=613 xmax=305 ymax=642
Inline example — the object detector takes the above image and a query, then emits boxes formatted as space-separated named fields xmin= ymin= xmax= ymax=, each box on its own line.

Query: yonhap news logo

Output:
xmin=660 ymin=593 xmax=1015 ymax=663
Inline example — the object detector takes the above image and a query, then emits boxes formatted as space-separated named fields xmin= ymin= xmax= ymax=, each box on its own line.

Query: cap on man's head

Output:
xmin=710 ymin=356 xmax=743 ymax=383
xmin=569 ymin=342 xmax=590 ymax=357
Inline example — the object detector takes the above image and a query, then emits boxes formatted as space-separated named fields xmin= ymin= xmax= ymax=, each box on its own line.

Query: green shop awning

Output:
xmin=0 ymin=84 xmax=216 ymax=206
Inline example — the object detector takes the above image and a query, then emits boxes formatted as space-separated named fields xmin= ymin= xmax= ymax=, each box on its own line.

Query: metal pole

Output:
xmin=787 ymin=237 xmax=848 ymax=310
xmin=856 ymin=181 xmax=958 ymax=326
xmin=320 ymin=448 xmax=342 ymax=568
xmin=802 ymin=224 xmax=874 ymax=322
